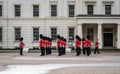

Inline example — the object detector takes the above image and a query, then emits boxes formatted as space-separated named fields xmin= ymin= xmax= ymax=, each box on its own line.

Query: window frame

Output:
xmin=33 ymin=27 xmax=39 ymax=41
xmin=105 ymin=5 xmax=111 ymax=15
xmin=51 ymin=27 xmax=57 ymax=41
xmin=87 ymin=5 xmax=94 ymax=15
xmin=87 ymin=28 xmax=94 ymax=41
xmin=51 ymin=5 xmax=57 ymax=17
xmin=68 ymin=27 xmax=75 ymax=42
xmin=0 ymin=5 xmax=2 ymax=17
xmin=14 ymin=5 xmax=21 ymax=17
xmin=68 ymin=5 xmax=75 ymax=17
xmin=14 ymin=27 xmax=21 ymax=41
xmin=33 ymin=5 xmax=39 ymax=17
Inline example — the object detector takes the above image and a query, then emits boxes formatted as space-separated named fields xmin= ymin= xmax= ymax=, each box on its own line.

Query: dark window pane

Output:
xmin=15 ymin=5 xmax=21 ymax=17
xmin=69 ymin=28 xmax=74 ymax=42
xmin=87 ymin=5 xmax=93 ymax=15
xmin=51 ymin=5 xmax=57 ymax=17
xmin=33 ymin=5 xmax=39 ymax=17
xmin=105 ymin=5 xmax=111 ymax=15
xmin=51 ymin=28 xmax=57 ymax=40
xmin=15 ymin=28 xmax=21 ymax=41
xmin=69 ymin=5 xmax=74 ymax=17
xmin=87 ymin=28 xmax=94 ymax=41
xmin=33 ymin=28 xmax=39 ymax=41
xmin=0 ymin=5 xmax=2 ymax=16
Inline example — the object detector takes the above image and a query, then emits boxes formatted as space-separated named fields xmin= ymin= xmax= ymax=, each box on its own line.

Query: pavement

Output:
xmin=0 ymin=51 xmax=120 ymax=74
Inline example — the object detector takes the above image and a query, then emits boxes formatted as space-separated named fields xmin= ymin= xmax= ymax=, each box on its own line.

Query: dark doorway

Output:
xmin=103 ymin=33 xmax=113 ymax=47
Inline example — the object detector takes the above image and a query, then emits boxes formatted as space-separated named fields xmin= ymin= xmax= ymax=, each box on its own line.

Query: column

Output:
xmin=78 ymin=24 xmax=83 ymax=38
xmin=117 ymin=24 xmax=120 ymax=49
xmin=98 ymin=24 xmax=103 ymax=49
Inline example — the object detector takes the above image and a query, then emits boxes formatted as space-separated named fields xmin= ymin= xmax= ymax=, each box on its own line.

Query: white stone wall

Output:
xmin=0 ymin=0 xmax=120 ymax=49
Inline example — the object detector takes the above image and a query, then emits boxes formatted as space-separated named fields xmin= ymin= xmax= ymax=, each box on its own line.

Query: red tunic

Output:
xmin=44 ymin=40 xmax=47 ymax=49
xmin=19 ymin=41 xmax=24 ymax=48
xmin=95 ymin=41 xmax=99 ymax=47
xmin=82 ymin=41 xmax=86 ymax=48
xmin=75 ymin=39 xmax=80 ymax=48
xmin=39 ymin=39 xmax=44 ymax=48
xmin=57 ymin=39 xmax=61 ymax=48
xmin=63 ymin=41 xmax=66 ymax=48
xmin=86 ymin=40 xmax=91 ymax=47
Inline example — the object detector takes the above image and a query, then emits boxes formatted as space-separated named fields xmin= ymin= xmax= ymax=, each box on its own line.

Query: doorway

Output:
xmin=103 ymin=33 xmax=113 ymax=47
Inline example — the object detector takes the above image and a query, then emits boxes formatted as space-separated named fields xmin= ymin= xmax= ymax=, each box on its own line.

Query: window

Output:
xmin=69 ymin=28 xmax=74 ymax=42
xmin=51 ymin=28 xmax=57 ymax=40
xmin=0 ymin=27 xmax=2 ymax=41
xmin=69 ymin=5 xmax=74 ymax=17
xmin=87 ymin=28 xmax=94 ymax=41
xmin=15 ymin=28 xmax=21 ymax=41
xmin=15 ymin=5 xmax=21 ymax=17
xmin=105 ymin=5 xmax=111 ymax=15
xmin=51 ymin=5 xmax=57 ymax=17
xmin=0 ymin=5 xmax=2 ymax=16
xmin=33 ymin=28 xmax=39 ymax=41
xmin=87 ymin=5 xmax=93 ymax=15
xmin=33 ymin=5 xmax=39 ymax=17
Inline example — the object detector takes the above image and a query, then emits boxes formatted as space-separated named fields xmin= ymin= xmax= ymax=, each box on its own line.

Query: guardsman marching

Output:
xmin=94 ymin=39 xmax=100 ymax=54
xmin=39 ymin=34 xmax=45 ymax=56
xmin=19 ymin=37 xmax=25 ymax=55
xmin=86 ymin=38 xmax=91 ymax=56
xmin=75 ymin=35 xmax=81 ymax=56
xmin=63 ymin=38 xmax=66 ymax=55
xmin=49 ymin=38 xmax=52 ymax=54
xmin=82 ymin=37 xmax=86 ymax=55
xmin=57 ymin=35 xmax=61 ymax=56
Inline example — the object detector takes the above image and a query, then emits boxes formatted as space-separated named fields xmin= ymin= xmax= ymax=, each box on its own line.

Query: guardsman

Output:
xmin=94 ymin=39 xmax=100 ymax=54
xmin=82 ymin=37 xmax=86 ymax=55
xmin=49 ymin=38 xmax=52 ymax=54
xmin=39 ymin=34 xmax=45 ymax=56
xmin=61 ymin=37 xmax=64 ymax=55
xmin=19 ymin=37 xmax=25 ymax=55
xmin=63 ymin=38 xmax=66 ymax=55
xmin=86 ymin=38 xmax=91 ymax=56
xmin=75 ymin=35 xmax=81 ymax=56
xmin=45 ymin=37 xmax=48 ymax=55
xmin=57 ymin=35 xmax=61 ymax=56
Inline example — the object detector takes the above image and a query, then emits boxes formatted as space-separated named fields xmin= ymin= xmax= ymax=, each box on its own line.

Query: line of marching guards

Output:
xmin=19 ymin=34 xmax=100 ymax=56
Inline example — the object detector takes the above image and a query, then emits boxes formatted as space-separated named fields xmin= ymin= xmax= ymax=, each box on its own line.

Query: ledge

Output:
xmin=76 ymin=14 xmax=120 ymax=17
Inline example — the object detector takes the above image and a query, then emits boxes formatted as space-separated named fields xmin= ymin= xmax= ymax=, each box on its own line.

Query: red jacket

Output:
xmin=86 ymin=40 xmax=91 ymax=47
xmin=82 ymin=41 xmax=86 ymax=48
xmin=19 ymin=41 xmax=24 ymax=48
xmin=95 ymin=41 xmax=99 ymax=47
xmin=57 ymin=39 xmax=61 ymax=48
xmin=63 ymin=41 xmax=66 ymax=48
xmin=39 ymin=39 xmax=44 ymax=48
xmin=75 ymin=39 xmax=80 ymax=48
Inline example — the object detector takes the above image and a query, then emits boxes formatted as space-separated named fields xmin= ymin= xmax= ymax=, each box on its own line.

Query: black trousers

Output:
xmin=87 ymin=47 xmax=91 ymax=56
xmin=46 ymin=47 xmax=49 ymax=55
xmin=83 ymin=47 xmax=86 ymax=55
xmin=58 ymin=47 xmax=62 ymax=56
xmin=94 ymin=47 xmax=100 ymax=54
xmin=20 ymin=48 xmax=23 ymax=55
xmin=49 ymin=47 xmax=52 ymax=54
xmin=76 ymin=47 xmax=81 ymax=56
xmin=41 ymin=47 xmax=45 ymax=56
